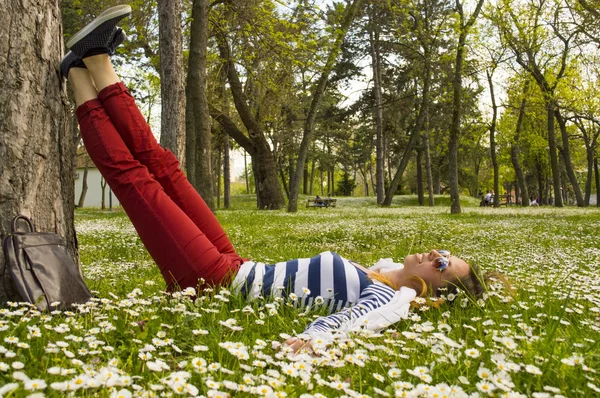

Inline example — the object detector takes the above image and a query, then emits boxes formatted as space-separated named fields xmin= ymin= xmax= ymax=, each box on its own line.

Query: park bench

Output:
xmin=497 ymin=194 xmax=513 ymax=206
xmin=306 ymin=198 xmax=337 ymax=208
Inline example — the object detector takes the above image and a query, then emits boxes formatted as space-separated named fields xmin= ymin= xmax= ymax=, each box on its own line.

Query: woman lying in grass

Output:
xmin=63 ymin=5 xmax=488 ymax=353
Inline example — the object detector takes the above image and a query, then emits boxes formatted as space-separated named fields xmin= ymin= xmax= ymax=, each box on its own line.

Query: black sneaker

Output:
xmin=61 ymin=28 xmax=127 ymax=79
xmin=108 ymin=28 xmax=127 ymax=56
xmin=66 ymin=5 xmax=132 ymax=58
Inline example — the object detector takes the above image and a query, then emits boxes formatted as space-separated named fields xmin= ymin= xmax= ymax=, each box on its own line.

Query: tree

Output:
xmin=287 ymin=0 xmax=364 ymax=212
xmin=186 ymin=0 xmax=215 ymax=210
xmin=448 ymin=0 xmax=485 ymax=214
xmin=158 ymin=0 xmax=186 ymax=165
xmin=494 ymin=0 xmax=588 ymax=207
xmin=510 ymin=80 xmax=531 ymax=206
xmin=368 ymin=3 xmax=385 ymax=204
xmin=381 ymin=0 xmax=450 ymax=206
xmin=0 ymin=0 xmax=76 ymax=303
xmin=214 ymin=39 xmax=286 ymax=210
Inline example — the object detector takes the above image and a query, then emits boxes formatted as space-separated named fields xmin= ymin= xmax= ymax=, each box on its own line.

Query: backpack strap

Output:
xmin=11 ymin=215 xmax=34 ymax=233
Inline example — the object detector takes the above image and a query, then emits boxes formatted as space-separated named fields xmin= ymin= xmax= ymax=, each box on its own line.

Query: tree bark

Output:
xmin=158 ymin=0 xmax=186 ymax=166
xmin=511 ymin=83 xmax=529 ymax=206
xmin=369 ymin=4 xmax=385 ymax=205
xmin=1 ymin=0 xmax=76 ymax=303
xmin=555 ymin=109 xmax=584 ymax=206
xmin=187 ymin=0 xmax=214 ymax=210
xmin=287 ymin=0 xmax=364 ymax=212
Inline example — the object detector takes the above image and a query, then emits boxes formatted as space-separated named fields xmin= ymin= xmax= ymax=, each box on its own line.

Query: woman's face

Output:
xmin=403 ymin=250 xmax=471 ymax=294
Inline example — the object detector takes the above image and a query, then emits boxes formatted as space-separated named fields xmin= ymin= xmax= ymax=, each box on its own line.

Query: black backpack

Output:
xmin=2 ymin=215 xmax=92 ymax=311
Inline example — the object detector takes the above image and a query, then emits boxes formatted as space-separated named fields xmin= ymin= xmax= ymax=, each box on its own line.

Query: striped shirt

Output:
xmin=231 ymin=251 xmax=400 ymax=335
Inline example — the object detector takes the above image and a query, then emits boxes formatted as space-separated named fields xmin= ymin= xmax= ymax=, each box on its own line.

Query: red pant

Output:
xmin=76 ymin=82 xmax=243 ymax=291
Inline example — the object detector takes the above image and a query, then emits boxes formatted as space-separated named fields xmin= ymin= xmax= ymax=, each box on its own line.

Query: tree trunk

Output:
xmin=369 ymin=5 xmax=385 ymax=205
xmin=555 ymin=109 xmax=584 ymax=206
xmin=1 ymin=0 xmax=77 ymax=298
xmin=309 ymin=159 xmax=316 ymax=195
xmin=487 ymin=70 xmax=500 ymax=207
xmin=585 ymin=145 xmax=594 ymax=206
xmin=320 ymin=168 xmax=324 ymax=196
xmin=572 ymin=117 xmax=595 ymax=206
xmin=223 ymin=135 xmax=231 ymax=209
xmin=423 ymin=133 xmax=435 ymax=207
xmin=545 ymin=100 xmax=563 ymax=206
xmin=278 ymin=156 xmax=290 ymax=200
xmin=216 ymin=138 xmax=222 ymax=209
xmin=187 ymin=0 xmax=214 ymax=210
xmin=1 ymin=0 xmax=76 ymax=299
xmin=78 ymin=158 xmax=89 ymax=208
xmin=244 ymin=151 xmax=249 ymax=194
xmin=185 ymin=85 xmax=196 ymax=187
xmin=287 ymin=0 xmax=363 ymax=212
xmin=100 ymin=177 xmax=107 ymax=210
xmin=253 ymin=143 xmax=285 ymax=210
xmin=303 ymin=162 xmax=309 ymax=195
xmin=369 ymin=161 xmax=376 ymax=198
xmin=449 ymin=0 xmax=485 ymax=214
xmin=511 ymin=83 xmax=529 ymax=206
xmin=416 ymin=148 xmax=424 ymax=206
xmin=595 ymin=156 xmax=599 ymax=207
xmin=158 ymin=0 xmax=186 ymax=166
xmin=537 ymin=156 xmax=545 ymax=205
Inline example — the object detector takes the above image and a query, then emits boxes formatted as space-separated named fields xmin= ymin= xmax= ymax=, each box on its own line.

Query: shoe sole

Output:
xmin=66 ymin=5 xmax=132 ymax=49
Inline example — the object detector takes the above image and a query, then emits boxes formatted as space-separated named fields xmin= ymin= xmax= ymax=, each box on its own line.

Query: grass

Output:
xmin=1 ymin=195 xmax=600 ymax=397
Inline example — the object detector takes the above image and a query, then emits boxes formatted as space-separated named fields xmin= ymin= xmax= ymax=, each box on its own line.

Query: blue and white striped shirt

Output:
xmin=231 ymin=251 xmax=401 ymax=335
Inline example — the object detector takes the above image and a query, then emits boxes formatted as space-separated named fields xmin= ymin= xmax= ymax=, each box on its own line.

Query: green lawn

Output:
xmin=1 ymin=195 xmax=599 ymax=397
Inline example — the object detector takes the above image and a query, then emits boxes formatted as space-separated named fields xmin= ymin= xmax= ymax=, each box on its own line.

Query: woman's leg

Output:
xmin=69 ymin=68 xmax=242 ymax=290
xmin=82 ymin=54 xmax=238 ymax=258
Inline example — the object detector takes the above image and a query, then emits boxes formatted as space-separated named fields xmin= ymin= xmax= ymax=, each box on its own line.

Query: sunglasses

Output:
xmin=433 ymin=250 xmax=451 ymax=272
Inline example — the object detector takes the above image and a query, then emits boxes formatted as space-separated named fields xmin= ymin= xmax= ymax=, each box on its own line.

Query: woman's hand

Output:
xmin=284 ymin=337 xmax=313 ymax=354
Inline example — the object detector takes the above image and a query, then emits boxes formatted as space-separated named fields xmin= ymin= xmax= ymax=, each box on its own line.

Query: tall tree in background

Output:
xmin=382 ymin=0 xmax=447 ymax=206
xmin=0 ymin=0 xmax=76 ymax=303
xmin=448 ymin=0 xmax=485 ymax=214
xmin=368 ymin=3 xmax=385 ymax=205
xmin=186 ymin=0 xmax=215 ymax=210
xmin=214 ymin=39 xmax=286 ymax=210
xmin=510 ymin=80 xmax=531 ymax=206
xmin=287 ymin=0 xmax=364 ymax=212
xmin=495 ymin=0 xmax=585 ymax=207
xmin=158 ymin=0 xmax=186 ymax=165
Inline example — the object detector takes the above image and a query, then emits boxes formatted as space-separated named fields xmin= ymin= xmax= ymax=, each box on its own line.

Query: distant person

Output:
xmin=314 ymin=195 xmax=325 ymax=206
xmin=529 ymin=197 xmax=539 ymax=206
xmin=483 ymin=190 xmax=493 ymax=206
xmin=61 ymin=5 xmax=499 ymax=352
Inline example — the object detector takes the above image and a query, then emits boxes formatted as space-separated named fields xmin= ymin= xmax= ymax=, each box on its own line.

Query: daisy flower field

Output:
xmin=0 ymin=195 xmax=599 ymax=397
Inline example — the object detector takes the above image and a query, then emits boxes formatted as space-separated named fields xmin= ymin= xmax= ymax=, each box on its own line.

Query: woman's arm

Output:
xmin=302 ymin=283 xmax=401 ymax=337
